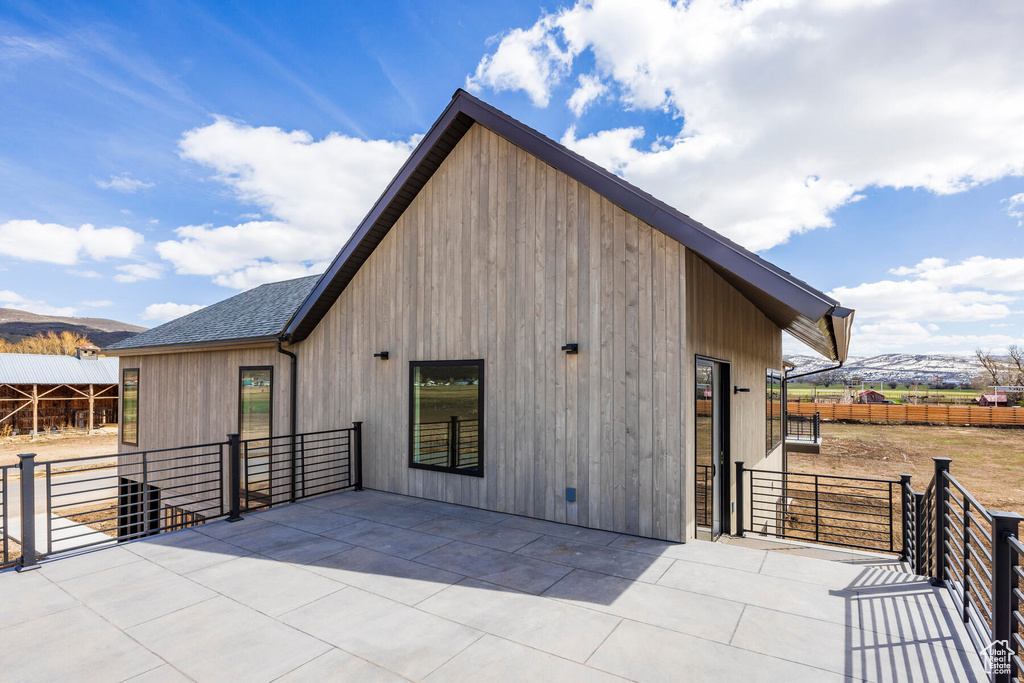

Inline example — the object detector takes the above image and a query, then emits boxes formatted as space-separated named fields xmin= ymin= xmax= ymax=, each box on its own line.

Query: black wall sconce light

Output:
xmin=734 ymin=386 xmax=750 ymax=394
xmin=374 ymin=351 xmax=389 ymax=360
xmin=561 ymin=343 xmax=578 ymax=355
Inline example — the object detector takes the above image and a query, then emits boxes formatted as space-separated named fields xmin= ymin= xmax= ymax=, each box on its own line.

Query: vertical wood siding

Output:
xmin=684 ymin=252 xmax=783 ymax=538
xmin=296 ymin=123 xmax=690 ymax=541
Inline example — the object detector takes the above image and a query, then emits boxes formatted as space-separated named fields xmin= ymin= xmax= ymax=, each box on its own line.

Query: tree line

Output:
xmin=0 ymin=331 xmax=96 ymax=356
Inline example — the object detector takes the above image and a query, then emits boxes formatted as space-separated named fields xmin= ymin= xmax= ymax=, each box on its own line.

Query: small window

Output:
xmin=122 ymin=368 xmax=139 ymax=445
xmin=766 ymin=369 xmax=782 ymax=453
xmin=409 ymin=360 xmax=483 ymax=476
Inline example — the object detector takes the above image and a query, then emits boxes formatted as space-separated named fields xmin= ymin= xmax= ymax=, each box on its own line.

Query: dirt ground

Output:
xmin=789 ymin=422 xmax=1024 ymax=516
xmin=0 ymin=431 xmax=119 ymax=467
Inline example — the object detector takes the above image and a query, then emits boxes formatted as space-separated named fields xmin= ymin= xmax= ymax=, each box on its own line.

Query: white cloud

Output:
xmin=96 ymin=174 xmax=154 ymax=193
xmin=466 ymin=14 xmax=574 ymax=107
xmin=211 ymin=262 xmax=324 ymax=290
xmin=114 ymin=262 xmax=164 ymax=283
xmin=830 ymin=280 xmax=1014 ymax=323
xmin=888 ymin=256 xmax=1024 ymax=292
xmin=80 ymin=299 xmax=112 ymax=307
xmin=0 ymin=289 xmax=76 ymax=317
xmin=1006 ymin=193 xmax=1024 ymax=226
xmin=469 ymin=0 xmax=1024 ymax=251
xmin=68 ymin=269 xmax=102 ymax=278
xmin=0 ymin=220 xmax=143 ymax=265
xmin=159 ymin=118 xmax=417 ymax=288
xmin=140 ymin=302 xmax=205 ymax=322
xmin=568 ymin=74 xmax=608 ymax=116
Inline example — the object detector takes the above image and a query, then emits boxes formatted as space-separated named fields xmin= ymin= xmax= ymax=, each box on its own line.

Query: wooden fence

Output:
xmin=788 ymin=401 xmax=1024 ymax=427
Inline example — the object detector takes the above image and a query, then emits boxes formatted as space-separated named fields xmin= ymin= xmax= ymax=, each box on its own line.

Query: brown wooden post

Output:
xmin=87 ymin=384 xmax=94 ymax=433
xmin=31 ymin=384 xmax=37 ymax=436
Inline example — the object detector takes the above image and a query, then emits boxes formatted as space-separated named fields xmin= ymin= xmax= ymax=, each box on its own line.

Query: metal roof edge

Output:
xmin=101 ymin=336 xmax=279 ymax=357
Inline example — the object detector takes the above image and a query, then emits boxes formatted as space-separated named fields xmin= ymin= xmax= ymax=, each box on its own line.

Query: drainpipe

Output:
xmin=276 ymin=339 xmax=298 ymax=502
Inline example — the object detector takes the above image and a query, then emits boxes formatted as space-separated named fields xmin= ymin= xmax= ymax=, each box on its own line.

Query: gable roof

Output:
xmin=284 ymin=89 xmax=853 ymax=361
xmin=104 ymin=275 xmax=320 ymax=354
xmin=0 ymin=353 xmax=119 ymax=384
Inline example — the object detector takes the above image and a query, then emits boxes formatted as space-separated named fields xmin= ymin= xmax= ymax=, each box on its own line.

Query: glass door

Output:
xmin=696 ymin=359 xmax=723 ymax=539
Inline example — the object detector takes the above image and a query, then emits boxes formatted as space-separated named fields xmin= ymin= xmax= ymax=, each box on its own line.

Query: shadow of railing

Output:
xmin=838 ymin=567 xmax=983 ymax=681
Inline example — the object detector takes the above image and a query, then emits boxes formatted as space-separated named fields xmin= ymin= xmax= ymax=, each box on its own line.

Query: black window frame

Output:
xmin=238 ymin=365 xmax=274 ymax=441
xmin=121 ymin=367 xmax=140 ymax=446
xmin=766 ymin=368 xmax=782 ymax=454
xmin=408 ymin=359 xmax=485 ymax=478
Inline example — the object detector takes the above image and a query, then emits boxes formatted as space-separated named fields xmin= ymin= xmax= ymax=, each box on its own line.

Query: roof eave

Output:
xmin=102 ymin=336 xmax=280 ymax=357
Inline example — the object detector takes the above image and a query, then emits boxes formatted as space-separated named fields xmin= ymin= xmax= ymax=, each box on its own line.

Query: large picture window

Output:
xmin=766 ymin=369 xmax=782 ymax=453
xmin=409 ymin=360 xmax=483 ymax=476
xmin=122 ymin=368 xmax=139 ymax=445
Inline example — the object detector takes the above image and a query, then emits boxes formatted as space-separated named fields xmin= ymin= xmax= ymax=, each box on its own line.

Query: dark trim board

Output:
xmin=284 ymin=89 xmax=852 ymax=361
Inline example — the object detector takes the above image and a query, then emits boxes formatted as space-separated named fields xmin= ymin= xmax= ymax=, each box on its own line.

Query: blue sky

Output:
xmin=1 ymin=0 xmax=1023 ymax=357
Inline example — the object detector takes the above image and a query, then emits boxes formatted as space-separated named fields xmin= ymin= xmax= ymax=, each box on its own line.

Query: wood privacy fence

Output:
xmin=788 ymin=401 xmax=1024 ymax=427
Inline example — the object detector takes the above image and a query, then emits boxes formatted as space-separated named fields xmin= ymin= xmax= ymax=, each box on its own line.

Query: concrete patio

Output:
xmin=0 ymin=488 xmax=984 ymax=682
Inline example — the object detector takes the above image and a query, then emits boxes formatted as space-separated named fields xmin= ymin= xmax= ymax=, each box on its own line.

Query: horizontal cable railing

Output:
xmin=5 ymin=423 xmax=362 ymax=571
xmin=695 ymin=464 xmax=713 ymax=528
xmin=241 ymin=428 xmax=355 ymax=511
xmin=744 ymin=468 xmax=900 ymax=553
xmin=1008 ymin=534 xmax=1023 ymax=683
xmin=0 ymin=465 xmax=14 ymax=569
xmin=45 ymin=441 xmax=229 ymax=556
xmin=413 ymin=417 xmax=480 ymax=470
xmin=785 ymin=412 xmax=820 ymax=442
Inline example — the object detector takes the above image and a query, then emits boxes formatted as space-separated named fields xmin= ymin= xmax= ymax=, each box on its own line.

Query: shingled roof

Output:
xmin=104 ymin=275 xmax=320 ymax=354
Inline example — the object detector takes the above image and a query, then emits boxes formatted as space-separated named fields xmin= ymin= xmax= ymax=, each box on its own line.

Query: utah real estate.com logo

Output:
xmin=982 ymin=639 xmax=1010 ymax=676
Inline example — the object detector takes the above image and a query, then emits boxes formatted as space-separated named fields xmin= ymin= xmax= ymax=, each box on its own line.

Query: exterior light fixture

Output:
xmin=374 ymin=351 xmax=389 ymax=360
xmin=561 ymin=343 xmax=578 ymax=354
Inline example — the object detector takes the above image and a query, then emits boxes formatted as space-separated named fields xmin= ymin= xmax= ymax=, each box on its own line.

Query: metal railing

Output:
xmin=0 ymin=465 xmax=12 ymax=569
xmin=1007 ymin=535 xmax=1023 ymax=682
xmin=45 ymin=441 xmax=229 ymax=556
xmin=241 ymin=425 xmax=360 ymax=511
xmin=2 ymin=424 xmax=362 ymax=571
xmin=742 ymin=468 xmax=900 ymax=553
xmin=413 ymin=417 xmax=479 ymax=469
xmin=738 ymin=457 xmax=1024 ymax=680
xmin=695 ymin=464 xmax=713 ymax=528
xmin=785 ymin=412 xmax=820 ymax=442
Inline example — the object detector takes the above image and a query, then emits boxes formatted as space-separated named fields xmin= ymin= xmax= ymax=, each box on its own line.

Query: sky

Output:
xmin=1 ymin=0 xmax=1023 ymax=357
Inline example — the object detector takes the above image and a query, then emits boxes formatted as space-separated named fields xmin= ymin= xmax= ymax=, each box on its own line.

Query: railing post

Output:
xmin=990 ymin=511 xmax=1021 ymax=683
xmin=914 ymin=491 xmax=925 ymax=575
xmin=899 ymin=474 xmax=912 ymax=561
xmin=16 ymin=453 xmax=39 ymax=571
xmin=933 ymin=457 xmax=952 ymax=586
xmin=814 ymin=475 xmax=820 ymax=543
xmin=448 ymin=416 xmax=458 ymax=469
xmin=352 ymin=422 xmax=363 ymax=491
xmin=814 ymin=412 xmax=820 ymax=441
xmin=735 ymin=462 xmax=744 ymax=537
xmin=227 ymin=433 xmax=242 ymax=522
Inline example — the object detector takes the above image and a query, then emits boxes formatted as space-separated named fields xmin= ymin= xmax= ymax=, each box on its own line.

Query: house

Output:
xmin=857 ymin=389 xmax=888 ymax=404
xmin=977 ymin=392 xmax=1008 ymax=407
xmin=104 ymin=90 xmax=853 ymax=543
xmin=0 ymin=346 xmax=119 ymax=433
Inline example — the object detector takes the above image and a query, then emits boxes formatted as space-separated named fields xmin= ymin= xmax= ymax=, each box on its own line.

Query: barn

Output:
xmin=857 ymin=389 xmax=888 ymax=404
xmin=104 ymin=90 xmax=853 ymax=543
xmin=0 ymin=346 xmax=119 ymax=434
xmin=977 ymin=393 xmax=1008 ymax=407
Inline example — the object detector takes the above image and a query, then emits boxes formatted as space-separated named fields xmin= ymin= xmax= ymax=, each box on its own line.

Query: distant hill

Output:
xmin=785 ymin=353 xmax=983 ymax=385
xmin=0 ymin=308 xmax=147 ymax=348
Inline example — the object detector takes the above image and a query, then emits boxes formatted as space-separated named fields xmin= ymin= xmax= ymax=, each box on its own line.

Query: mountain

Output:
xmin=784 ymin=353 xmax=983 ymax=385
xmin=0 ymin=308 xmax=147 ymax=348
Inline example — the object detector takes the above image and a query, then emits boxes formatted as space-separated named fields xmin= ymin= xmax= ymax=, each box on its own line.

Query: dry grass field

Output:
xmin=0 ymin=432 xmax=119 ymax=468
xmin=790 ymin=422 xmax=1024 ymax=515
